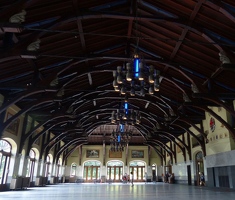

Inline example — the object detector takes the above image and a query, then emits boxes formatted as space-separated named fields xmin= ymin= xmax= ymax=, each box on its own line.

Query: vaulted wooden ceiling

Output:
xmin=1 ymin=0 xmax=235 ymax=158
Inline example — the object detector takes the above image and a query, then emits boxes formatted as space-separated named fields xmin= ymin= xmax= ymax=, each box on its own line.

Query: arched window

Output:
xmin=130 ymin=161 xmax=145 ymax=166
xmin=196 ymin=151 xmax=203 ymax=160
xmin=27 ymin=149 xmax=36 ymax=181
xmin=0 ymin=140 xmax=11 ymax=153
xmin=129 ymin=161 xmax=145 ymax=181
xmin=0 ymin=140 xmax=11 ymax=185
xmin=83 ymin=161 xmax=100 ymax=182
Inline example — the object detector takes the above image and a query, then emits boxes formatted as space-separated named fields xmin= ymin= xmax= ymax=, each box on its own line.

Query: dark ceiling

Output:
xmin=1 ymin=0 xmax=235 ymax=156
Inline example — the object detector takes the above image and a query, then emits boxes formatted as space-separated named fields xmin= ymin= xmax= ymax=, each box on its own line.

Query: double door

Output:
xmin=0 ymin=153 xmax=10 ymax=184
xmin=107 ymin=166 xmax=123 ymax=182
xmin=83 ymin=166 xmax=100 ymax=182
xmin=129 ymin=166 xmax=145 ymax=181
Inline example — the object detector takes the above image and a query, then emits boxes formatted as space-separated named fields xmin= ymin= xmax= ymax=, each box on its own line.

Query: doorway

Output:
xmin=83 ymin=161 xmax=101 ymax=182
xmin=187 ymin=165 xmax=192 ymax=185
xmin=106 ymin=161 xmax=123 ymax=182
xmin=129 ymin=161 xmax=145 ymax=182
xmin=107 ymin=161 xmax=123 ymax=182
xmin=152 ymin=164 xmax=157 ymax=182
xmin=195 ymin=151 xmax=204 ymax=186
xmin=0 ymin=140 xmax=11 ymax=191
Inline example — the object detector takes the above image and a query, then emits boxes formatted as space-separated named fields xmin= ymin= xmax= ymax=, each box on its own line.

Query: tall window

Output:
xmin=196 ymin=151 xmax=204 ymax=186
xmin=129 ymin=161 xmax=145 ymax=181
xmin=107 ymin=161 xmax=123 ymax=182
xmin=27 ymin=149 xmax=36 ymax=181
xmin=71 ymin=163 xmax=77 ymax=177
xmin=44 ymin=155 xmax=50 ymax=177
xmin=56 ymin=160 xmax=61 ymax=177
xmin=0 ymin=140 xmax=11 ymax=185
xmin=83 ymin=161 xmax=100 ymax=182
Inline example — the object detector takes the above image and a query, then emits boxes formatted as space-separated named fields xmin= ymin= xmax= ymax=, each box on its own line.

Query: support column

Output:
xmin=11 ymin=153 xmax=22 ymax=177
xmin=37 ymin=159 xmax=44 ymax=176
xmin=22 ymin=155 xmax=30 ymax=177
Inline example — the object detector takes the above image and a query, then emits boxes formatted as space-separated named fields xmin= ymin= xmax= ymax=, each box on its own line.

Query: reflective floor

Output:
xmin=1 ymin=182 xmax=235 ymax=200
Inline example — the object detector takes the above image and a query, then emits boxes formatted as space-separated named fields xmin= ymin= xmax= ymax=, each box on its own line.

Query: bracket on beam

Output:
xmin=0 ymin=23 xmax=23 ymax=33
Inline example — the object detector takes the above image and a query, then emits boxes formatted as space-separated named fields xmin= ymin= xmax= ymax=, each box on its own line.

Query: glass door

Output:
xmin=83 ymin=161 xmax=101 ymax=182
xmin=107 ymin=161 xmax=123 ymax=182
xmin=129 ymin=166 xmax=145 ymax=181
xmin=107 ymin=166 xmax=122 ymax=182
xmin=0 ymin=140 xmax=11 ymax=187
xmin=195 ymin=151 xmax=204 ymax=186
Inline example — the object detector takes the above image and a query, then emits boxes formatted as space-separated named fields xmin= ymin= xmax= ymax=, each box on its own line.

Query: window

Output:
xmin=71 ymin=163 xmax=77 ymax=177
xmin=0 ymin=140 xmax=11 ymax=184
xmin=44 ymin=155 xmax=51 ymax=177
xmin=56 ymin=160 xmax=61 ymax=177
xmin=0 ymin=140 xmax=11 ymax=153
xmin=27 ymin=149 xmax=36 ymax=181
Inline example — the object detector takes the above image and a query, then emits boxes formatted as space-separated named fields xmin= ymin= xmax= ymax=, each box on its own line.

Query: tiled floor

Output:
xmin=1 ymin=182 xmax=235 ymax=200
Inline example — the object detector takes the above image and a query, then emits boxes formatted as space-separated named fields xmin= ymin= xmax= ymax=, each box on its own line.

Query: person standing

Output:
xmin=199 ymin=172 xmax=205 ymax=186
xmin=130 ymin=172 xmax=134 ymax=186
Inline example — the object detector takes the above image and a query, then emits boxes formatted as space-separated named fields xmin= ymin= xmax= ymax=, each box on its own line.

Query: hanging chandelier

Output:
xmin=110 ymin=124 xmax=132 ymax=152
xmin=111 ymin=108 xmax=141 ymax=125
xmin=111 ymin=100 xmax=141 ymax=125
xmin=112 ymin=55 xmax=160 ymax=96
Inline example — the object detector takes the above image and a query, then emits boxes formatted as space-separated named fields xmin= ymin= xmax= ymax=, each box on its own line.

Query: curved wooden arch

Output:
xmin=61 ymin=143 xmax=84 ymax=165
xmin=147 ymin=139 xmax=175 ymax=161
xmin=145 ymin=143 xmax=165 ymax=165
xmin=171 ymin=123 xmax=204 ymax=158
xmin=73 ymin=94 xmax=169 ymax=117
xmin=82 ymin=118 xmax=148 ymax=140
xmin=176 ymin=118 xmax=207 ymax=139
xmin=55 ymin=139 xmax=88 ymax=162
xmin=184 ymin=103 xmax=235 ymax=139
xmin=43 ymin=129 xmax=82 ymax=154
xmin=45 ymin=135 xmax=87 ymax=160
xmin=81 ymin=111 xmax=159 ymax=134
xmin=154 ymin=130 xmax=189 ymax=159
xmin=0 ymin=97 xmax=57 ymax=134
xmin=23 ymin=114 xmax=75 ymax=141
xmin=23 ymin=118 xmax=77 ymax=153
xmin=170 ymin=123 xmax=203 ymax=146
xmin=158 ymin=133 xmax=186 ymax=162
xmin=192 ymin=93 xmax=235 ymax=118
xmin=0 ymin=88 xmax=57 ymax=114
xmin=0 ymin=7 xmax=231 ymax=97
